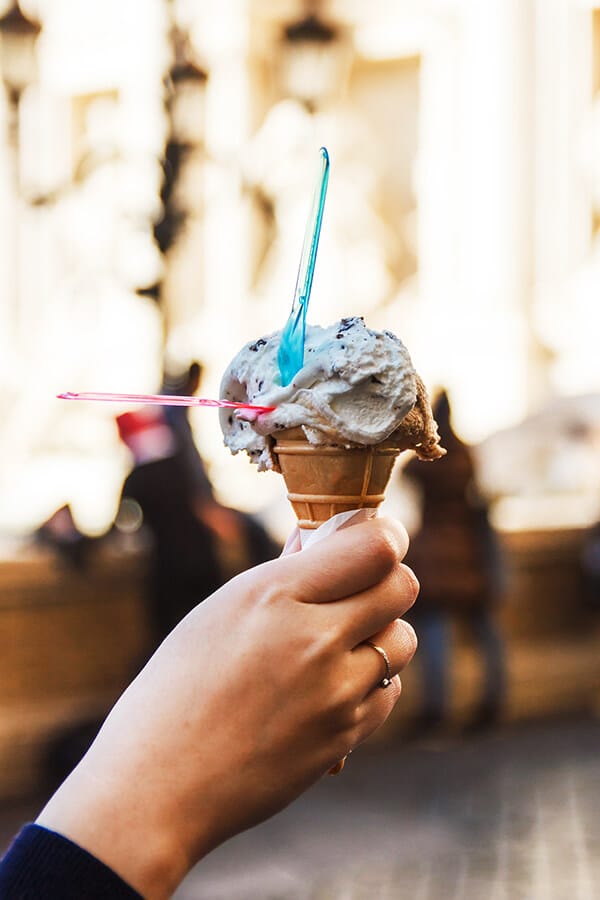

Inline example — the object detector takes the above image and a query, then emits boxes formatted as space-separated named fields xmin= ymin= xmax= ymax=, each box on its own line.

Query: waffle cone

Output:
xmin=273 ymin=428 xmax=400 ymax=530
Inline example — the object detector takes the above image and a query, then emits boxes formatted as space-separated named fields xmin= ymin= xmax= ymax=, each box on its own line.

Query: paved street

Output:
xmin=178 ymin=717 xmax=600 ymax=900
xmin=2 ymin=717 xmax=599 ymax=899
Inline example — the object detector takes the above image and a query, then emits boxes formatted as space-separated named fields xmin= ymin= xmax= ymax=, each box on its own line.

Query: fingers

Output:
xmin=334 ymin=563 xmax=419 ymax=648
xmin=351 ymin=618 xmax=418 ymax=698
xmin=280 ymin=517 xmax=410 ymax=605
xmin=322 ymin=619 xmax=416 ymax=768
xmin=264 ymin=517 xmax=418 ymax=648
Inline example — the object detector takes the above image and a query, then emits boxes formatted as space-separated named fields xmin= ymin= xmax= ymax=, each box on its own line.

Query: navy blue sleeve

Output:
xmin=0 ymin=824 xmax=143 ymax=899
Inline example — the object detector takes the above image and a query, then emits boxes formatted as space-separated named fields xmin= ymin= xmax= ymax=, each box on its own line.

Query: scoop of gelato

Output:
xmin=220 ymin=316 xmax=444 ymax=471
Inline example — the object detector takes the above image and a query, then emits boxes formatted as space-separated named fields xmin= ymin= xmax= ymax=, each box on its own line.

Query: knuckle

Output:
xmin=326 ymin=682 xmax=362 ymax=727
xmin=313 ymin=619 xmax=346 ymax=657
xmin=398 ymin=563 xmax=420 ymax=607
xmin=333 ymin=684 xmax=358 ymax=716
xmin=376 ymin=517 xmax=410 ymax=560
xmin=254 ymin=580 xmax=281 ymax=610
xmin=398 ymin=620 xmax=418 ymax=661
xmin=343 ymin=704 xmax=364 ymax=730
xmin=368 ymin=521 xmax=406 ymax=575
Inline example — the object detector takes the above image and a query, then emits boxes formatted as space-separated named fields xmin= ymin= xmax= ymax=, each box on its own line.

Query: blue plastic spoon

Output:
xmin=277 ymin=147 xmax=330 ymax=386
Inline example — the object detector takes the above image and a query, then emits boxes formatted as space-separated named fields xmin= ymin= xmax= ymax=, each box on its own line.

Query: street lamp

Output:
xmin=0 ymin=1 xmax=42 ymax=345
xmin=168 ymin=28 xmax=207 ymax=147
xmin=280 ymin=11 xmax=350 ymax=111
xmin=0 ymin=2 xmax=41 ymax=106
xmin=141 ymin=23 xmax=208 ymax=314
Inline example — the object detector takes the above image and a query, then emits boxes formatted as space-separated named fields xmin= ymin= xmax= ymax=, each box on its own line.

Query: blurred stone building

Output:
xmin=0 ymin=0 xmax=599 ymax=538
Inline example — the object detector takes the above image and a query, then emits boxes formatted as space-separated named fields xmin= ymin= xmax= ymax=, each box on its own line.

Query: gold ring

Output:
xmin=365 ymin=641 xmax=392 ymax=688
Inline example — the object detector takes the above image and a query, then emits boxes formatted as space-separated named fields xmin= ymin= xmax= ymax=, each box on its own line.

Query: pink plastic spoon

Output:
xmin=57 ymin=391 xmax=275 ymax=414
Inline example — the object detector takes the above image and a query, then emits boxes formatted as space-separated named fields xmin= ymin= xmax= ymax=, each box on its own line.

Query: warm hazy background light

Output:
xmin=0 ymin=0 xmax=599 ymax=544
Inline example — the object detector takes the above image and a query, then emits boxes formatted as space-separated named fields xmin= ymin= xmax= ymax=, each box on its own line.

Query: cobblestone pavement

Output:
xmin=178 ymin=717 xmax=600 ymax=900
xmin=1 ymin=717 xmax=599 ymax=899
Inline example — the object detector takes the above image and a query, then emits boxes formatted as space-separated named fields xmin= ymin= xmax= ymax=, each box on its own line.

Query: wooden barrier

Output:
xmin=0 ymin=545 xmax=150 ymax=801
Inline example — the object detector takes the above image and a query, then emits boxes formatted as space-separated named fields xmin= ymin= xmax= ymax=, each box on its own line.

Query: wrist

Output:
xmin=36 ymin=759 xmax=192 ymax=900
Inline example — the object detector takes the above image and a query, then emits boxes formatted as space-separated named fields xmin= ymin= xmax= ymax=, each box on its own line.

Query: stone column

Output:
xmin=456 ymin=0 xmax=536 ymax=439
xmin=532 ymin=0 xmax=594 ymax=396
xmin=419 ymin=0 xmax=537 ymax=441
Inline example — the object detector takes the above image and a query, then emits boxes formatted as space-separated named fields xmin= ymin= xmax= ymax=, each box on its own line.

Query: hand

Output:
xmin=36 ymin=517 xmax=418 ymax=899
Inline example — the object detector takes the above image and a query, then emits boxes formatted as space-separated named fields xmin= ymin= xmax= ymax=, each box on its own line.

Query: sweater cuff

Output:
xmin=0 ymin=823 xmax=143 ymax=899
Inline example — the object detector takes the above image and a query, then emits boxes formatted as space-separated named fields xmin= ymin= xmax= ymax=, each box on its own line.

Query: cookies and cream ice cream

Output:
xmin=220 ymin=316 xmax=444 ymax=471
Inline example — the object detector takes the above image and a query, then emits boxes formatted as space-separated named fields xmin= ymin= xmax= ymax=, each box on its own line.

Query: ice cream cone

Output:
xmin=273 ymin=428 xmax=400 ymax=530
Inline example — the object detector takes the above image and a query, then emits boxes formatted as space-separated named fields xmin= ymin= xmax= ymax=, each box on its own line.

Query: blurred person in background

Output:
xmin=195 ymin=494 xmax=282 ymax=583
xmin=35 ymin=504 xmax=95 ymax=570
xmin=581 ymin=516 xmax=600 ymax=612
xmin=403 ymin=390 xmax=507 ymax=736
xmin=115 ymin=406 xmax=223 ymax=650
xmin=159 ymin=360 xmax=214 ymax=503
